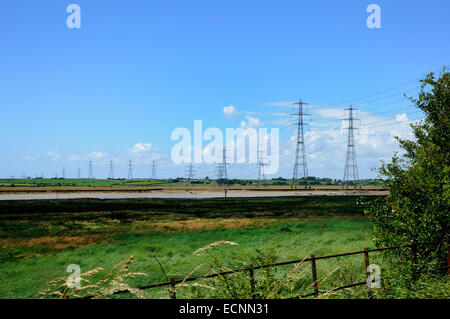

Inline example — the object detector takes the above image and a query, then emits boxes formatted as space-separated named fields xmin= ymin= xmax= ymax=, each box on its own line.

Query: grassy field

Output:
xmin=0 ymin=196 xmax=366 ymax=259
xmin=0 ymin=178 xmax=177 ymax=188
xmin=0 ymin=196 xmax=447 ymax=299
xmin=0 ymin=178 xmax=386 ymax=192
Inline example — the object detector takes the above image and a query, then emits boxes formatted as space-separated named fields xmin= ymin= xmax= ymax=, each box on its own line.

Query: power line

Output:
xmin=359 ymin=111 xmax=423 ymax=128
xmin=323 ymin=69 xmax=441 ymax=108
xmin=310 ymin=68 xmax=443 ymax=112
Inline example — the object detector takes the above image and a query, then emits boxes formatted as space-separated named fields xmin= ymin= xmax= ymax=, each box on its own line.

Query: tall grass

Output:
xmin=1 ymin=218 xmax=374 ymax=298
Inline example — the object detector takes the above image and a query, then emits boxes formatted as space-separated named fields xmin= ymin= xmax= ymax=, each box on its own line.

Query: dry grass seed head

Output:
xmin=193 ymin=241 xmax=239 ymax=256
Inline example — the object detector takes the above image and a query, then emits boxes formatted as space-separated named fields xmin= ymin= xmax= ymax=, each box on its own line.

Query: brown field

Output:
xmin=0 ymin=217 xmax=281 ymax=252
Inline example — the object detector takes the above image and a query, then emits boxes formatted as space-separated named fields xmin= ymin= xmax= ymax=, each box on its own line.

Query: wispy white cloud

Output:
xmin=46 ymin=149 xmax=60 ymax=162
xmin=65 ymin=151 xmax=108 ymax=162
xmin=240 ymin=115 xmax=263 ymax=129
xmin=87 ymin=151 xmax=108 ymax=160
xmin=24 ymin=154 xmax=40 ymax=161
xmin=263 ymin=101 xmax=295 ymax=107
xmin=315 ymin=108 xmax=345 ymax=120
xmin=128 ymin=143 xmax=152 ymax=154
xmin=223 ymin=105 xmax=238 ymax=120
xmin=67 ymin=154 xmax=83 ymax=162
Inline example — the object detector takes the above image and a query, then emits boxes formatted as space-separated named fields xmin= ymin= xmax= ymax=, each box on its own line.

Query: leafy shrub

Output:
xmin=365 ymin=68 xmax=449 ymax=279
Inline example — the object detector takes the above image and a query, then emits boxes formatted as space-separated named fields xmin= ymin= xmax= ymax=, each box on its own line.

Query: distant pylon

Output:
xmin=108 ymin=160 xmax=114 ymax=179
xmin=343 ymin=106 xmax=359 ymax=182
xmin=292 ymin=99 xmax=310 ymax=187
xmin=151 ymin=160 xmax=157 ymax=179
xmin=216 ymin=148 xmax=228 ymax=180
xmin=88 ymin=161 xmax=94 ymax=179
xmin=62 ymin=167 xmax=65 ymax=179
xmin=186 ymin=163 xmax=196 ymax=180
xmin=257 ymin=150 xmax=267 ymax=184
xmin=127 ymin=160 xmax=133 ymax=180
xmin=77 ymin=168 xmax=81 ymax=179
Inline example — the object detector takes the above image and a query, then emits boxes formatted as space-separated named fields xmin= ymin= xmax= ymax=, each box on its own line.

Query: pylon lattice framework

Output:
xmin=151 ymin=160 xmax=157 ymax=179
xmin=127 ymin=160 xmax=133 ymax=180
xmin=343 ymin=106 xmax=359 ymax=182
xmin=186 ymin=164 xmax=196 ymax=180
xmin=88 ymin=161 xmax=94 ymax=179
xmin=217 ymin=148 xmax=228 ymax=180
xmin=108 ymin=160 xmax=114 ymax=179
xmin=257 ymin=150 xmax=267 ymax=184
xmin=292 ymin=99 xmax=310 ymax=187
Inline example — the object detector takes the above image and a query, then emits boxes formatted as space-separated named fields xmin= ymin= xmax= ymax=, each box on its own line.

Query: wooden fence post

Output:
xmin=310 ymin=255 xmax=319 ymax=295
xmin=170 ymin=277 xmax=176 ymax=299
xmin=249 ymin=264 xmax=256 ymax=299
xmin=363 ymin=248 xmax=373 ymax=299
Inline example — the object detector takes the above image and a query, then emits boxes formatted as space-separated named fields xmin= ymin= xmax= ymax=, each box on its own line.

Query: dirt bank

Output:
xmin=0 ymin=189 xmax=388 ymax=200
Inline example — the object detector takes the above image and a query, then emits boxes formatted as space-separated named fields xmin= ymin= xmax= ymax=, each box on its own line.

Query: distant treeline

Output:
xmin=173 ymin=176 xmax=382 ymax=186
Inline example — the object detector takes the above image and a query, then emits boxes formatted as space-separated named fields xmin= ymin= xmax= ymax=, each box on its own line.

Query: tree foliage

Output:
xmin=365 ymin=68 xmax=449 ymax=273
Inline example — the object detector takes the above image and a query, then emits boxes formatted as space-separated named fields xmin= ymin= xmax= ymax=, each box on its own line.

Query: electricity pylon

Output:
xmin=216 ymin=148 xmax=228 ymax=180
xmin=88 ymin=161 xmax=94 ymax=179
xmin=127 ymin=160 xmax=133 ymax=180
xmin=108 ymin=160 xmax=114 ymax=179
xmin=257 ymin=150 xmax=267 ymax=185
xmin=292 ymin=99 xmax=310 ymax=187
xmin=151 ymin=160 xmax=157 ymax=179
xmin=186 ymin=163 xmax=196 ymax=180
xmin=343 ymin=106 xmax=360 ymax=183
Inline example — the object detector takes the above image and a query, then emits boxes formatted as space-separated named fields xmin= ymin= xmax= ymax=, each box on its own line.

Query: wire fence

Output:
xmin=86 ymin=238 xmax=449 ymax=299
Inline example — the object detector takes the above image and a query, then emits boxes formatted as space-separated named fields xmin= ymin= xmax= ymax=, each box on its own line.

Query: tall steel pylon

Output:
xmin=151 ymin=160 xmax=157 ymax=179
xmin=216 ymin=148 xmax=228 ymax=180
xmin=292 ymin=99 xmax=310 ymax=187
xmin=108 ymin=160 xmax=114 ymax=179
xmin=77 ymin=168 xmax=81 ymax=179
xmin=88 ymin=161 xmax=94 ymax=179
xmin=257 ymin=150 xmax=267 ymax=184
xmin=343 ymin=106 xmax=360 ymax=183
xmin=127 ymin=160 xmax=133 ymax=180
xmin=62 ymin=167 xmax=65 ymax=179
xmin=186 ymin=163 xmax=196 ymax=180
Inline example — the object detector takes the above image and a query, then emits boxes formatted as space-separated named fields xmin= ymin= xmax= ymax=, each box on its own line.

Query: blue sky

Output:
xmin=0 ymin=0 xmax=449 ymax=179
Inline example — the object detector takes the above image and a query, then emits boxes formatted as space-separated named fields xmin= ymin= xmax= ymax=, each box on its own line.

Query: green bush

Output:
xmin=365 ymin=68 xmax=449 ymax=279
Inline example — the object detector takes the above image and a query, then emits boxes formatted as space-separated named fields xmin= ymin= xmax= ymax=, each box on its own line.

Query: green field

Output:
xmin=0 ymin=196 xmax=447 ymax=299
xmin=0 ymin=178 xmax=176 ymax=188
xmin=0 ymin=177 xmax=382 ymax=188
